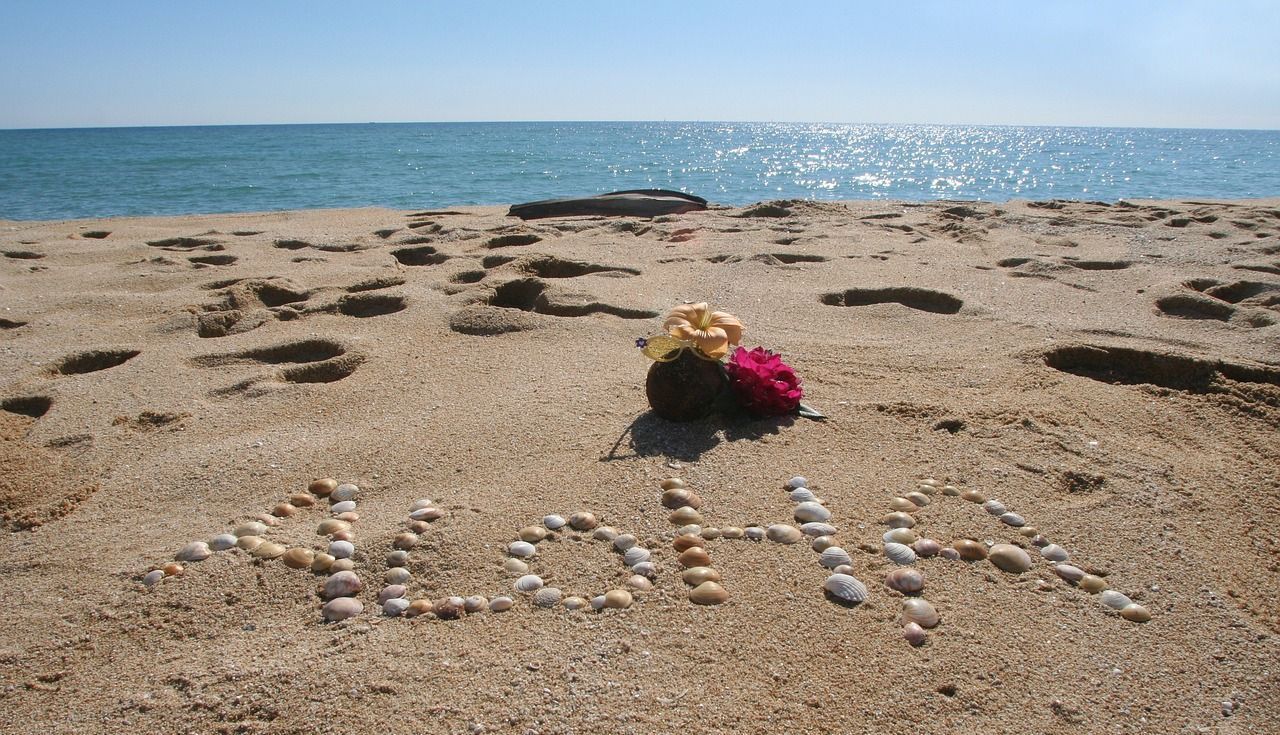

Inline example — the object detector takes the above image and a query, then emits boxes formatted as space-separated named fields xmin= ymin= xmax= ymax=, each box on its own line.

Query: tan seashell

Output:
xmin=952 ymin=539 xmax=987 ymax=561
xmin=162 ymin=562 xmax=183 ymax=576
xmin=919 ymin=478 xmax=941 ymax=488
xmin=689 ymin=581 xmax=729 ymax=605
xmin=1121 ymin=603 xmax=1152 ymax=622
xmin=252 ymin=541 xmax=286 ymax=560
xmin=563 ymin=596 xmax=589 ymax=610
xmin=282 ymin=547 xmax=314 ymax=569
xmin=603 ymin=589 xmax=633 ymax=609
xmin=1019 ymin=527 xmax=1039 ymax=538
xmin=311 ymin=553 xmax=335 ymax=573
xmin=289 ymin=493 xmax=316 ymax=508
xmin=393 ymin=532 xmax=418 ymax=550
xmin=960 ymin=489 xmax=986 ymax=504
xmin=766 ymin=524 xmax=803 ymax=544
xmin=488 ymin=596 xmax=513 ymax=612
xmin=309 ymin=478 xmax=338 ymax=497
xmin=721 ymin=527 xmax=745 ymax=539
xmin=678 ymin=547 xmax=712 ymax=568
xmin=628 ymin=575 xmax=653 ymax=590
xmin=882 ymin=512 xmax=916 ymax=529
xmin=1079 ymin=574 xmax=1107 ymax=593
xmin=236 ymin=535 xmax=264 ymax=551
xmin=661 ymin=488 xmax=702 ymax=509
xmin=941 ymin=485 xmax=960 ymax=496
xmin=317 ymin=519 xmax=350 ymax=536
xmin=900 ymin=598 xmax=940 ymax=628
xmin=903 ymin=621 xmax=928 ymax=646
xmin=407 ymin=520 xmax=430 ymax=534
xmin=321 ymin=597 xmax=362 ymax=622
xmin=256 ymin=514 xmax=280 ymax=527
xmin=700 ymin=527 xmax=721 ymax=540
xmin=593 ymin=526 xmax=619 ymax=541
xmin=811 ymin=536 xmax=836 ymax=552
xmin=234 ymin=522 xmax=267 ymax=538
xmin=335 ymin=511 xmax=359 ymax=522
xmin=405 ymin=599 xmax=433 ymax=617
xmin=519 ymin=526 xmax=548 ymax=543
xmin=889 ymin=497 xmax=918 ymax=512
xmin=660 ymin=478 xmax=685 ymax=490
xmin=331 ymin=530 xmax=354 ymax=542
xmin=272 ymin=502 xmax=297 ymax=518
xmin=913 ymin=538 xmax=942 ymax=557
xmin=330 ymin=558 xmax=354 ymax=572
xmin=673 ymin=534 xmax=705 ymax=552
xmin=384 ymin=567 xmax=411 ymax=585
xmin=905 ymin=491 xmax=931 ymax=507
xmin=568 ymin=512 xmax=598 ymax=531
xmin=1054 ymin=563 xmax=1085 ymax=583
xmin=885 ymin=568 xmax=926 ymax=594
xmin=612 ymin=534 xmax=638 ymax=552
xmin=503 ymin=558 xmax=529 ymax=574
xmin=682 ymin=566 xmax=722 ymax=586
xmin=988 ymin=544 xmax=1032 ymax=573
xmin=532 ymin=587 xmax=563 ymax=608
xmin=883 ymin=528 xmax=918 ymax=545
xmin=669 ymin=506 xmax=703 ymax=526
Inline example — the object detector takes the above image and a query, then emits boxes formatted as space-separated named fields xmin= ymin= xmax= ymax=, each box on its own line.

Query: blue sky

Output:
xmin=1 ymin=0 xmax=1277 ymax=129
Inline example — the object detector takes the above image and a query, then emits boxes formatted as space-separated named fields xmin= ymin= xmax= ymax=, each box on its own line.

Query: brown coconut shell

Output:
xmin=645 ymin=349 xmax=726 ymax=422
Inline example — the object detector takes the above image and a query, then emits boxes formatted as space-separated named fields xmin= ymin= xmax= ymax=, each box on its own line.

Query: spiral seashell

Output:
xmin=322 ymin=597 xmax=363 ymax=622
xmin=330 ymin=500 xmax=357 ymax=514
xmin=961 ymin=488 xmax=986 ymax=503
xmin=811 ymin=536 xmax=836 ymax=552
xmin=385 ymin=567 xmax=411 ymax=585
xmin=790 ymin=488 xmax=819 ymax=503
xmin=999 ymin=512 xmax=1026 ymax=527
xmin=489 ymin=596 xmax=514 ymax=612
xmin=568 ymin=512 xmax=598 ymax=531
xmin=393 ymin=533 xmax=419 ymax=551
xmin=823 ymin=573 xmax=868 ymax=604
xmin=593 ymin=526 xmax=619 ymax=541
xmin=678 ymin=547 xmax=712 ymax=568
xmin=631 ymin=561 xmax=658 ymax=578
xmin=889 ymin=497 xmax=918 ymax=512
xmin=311 ymin=553 xmax=335 ymax=573
xmin=612 ymin=533 xmax=638 ymax=552
xmin=542 ymin=514 xmax=566 ymax=530
xmin=1054 ymin=563 xmax=1085 ymax=583
xmin=669 ymin=506 xmax=704 ymax=526
xmin=902 ymin=622 xmax=927 ymax=646
xmin=209 ymin=533 xmax=238 ymax=551
xmin=900 ymin=598 xmax=939 ymax=628
xmin=883 ymin=528 xmax=918 ymax=545
xmin=309 ymin=478 xmax=338 ymax=497
xmin=1079 ymin=574 xmax=1107 ymax=593
xmin=514 ymin=574 xmax=544 ymax=592
xmin=882 ymin=512 xmax=916 ymax=529
xmin=282 ymin=547 xmax=314 ymax=569
xmin=682 ymin=566 xmax=722 ymax=586
xmin=721 ymin=527 xmax=745 ymax=539
xmin=234 ymin=522 xmax=267 ymax=538
xmin=745 ymin=526 xmax=766 ymax=541
xmin=952 ymin=539 xmax=987 ymax=561
xmin=988 ymin=544 xmax=1032 ymax=573
xmin=508 ymin=541 xmax=537 ymax=558
xmin=700 ymin=527 xmax=722 ymax=540
xmin=1121 ymin=603 xmax=1151 ymax=622
xmin=766 ymin=524 xmax=803 ymax=544
xmin=463 ymin=595 xmax=487 ymax=613
xmin=378 ymin=585 xmax=407 ymax=603
xmin=623 ymin=547 xmax=652 ymax=567
xmin=794 ymin=502 xmax=832 ymax=523
xmin=1100 ymin=590 xmax=1132 ymax=610
xmin=819 ymin=547 xmax=853 ymax=569
xmin=913 ymin=538 xmax=942 ymax=557
xmin=1040 ymin=544 xmax=1069 ymax=562
xmin=660 ymin=478 xmax=686 ymax=490
xmin=252 ymin=541 xmax=286 ymax=560
xmin=982 ymin=500 xmax=1007 ymax=516
xmin=603 ymin=589 xmax=633 ymax=609
xmin=317 ymin=519 xmax=350 ymax=536
xmin=322 ymin=570 xmax=362 ymax=599
xmin=519 ymin=526 xmax=547 ymax=543
xmin=885 ymin=568 xmax=925 ymax=594
xmin=800 ymin=522 xmax=837 ymax=537
xmin=883 ymin=542 xmax=917 ymax=565
xmin=787 ymin=476 xmax=808 ymax=489
xmin=904 ymin=491 xmax=931 ymax=507
xmin=673 ymin=534 xmax=705 ymax=552
xmin=383 ymin=598 xmax=410 ymax=617
xmin=689 ymin=581 xmax=729 ymax=605
xmin=503 ymin=558 xmax=529 ymax=574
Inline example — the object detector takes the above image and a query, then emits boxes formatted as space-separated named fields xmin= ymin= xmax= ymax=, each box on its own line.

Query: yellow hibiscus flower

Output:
xmin=664 ymin=302 xmax=743 ymax=360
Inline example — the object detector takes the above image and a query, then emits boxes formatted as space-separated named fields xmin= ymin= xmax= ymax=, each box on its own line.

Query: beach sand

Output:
xmin=1 ymin=198 xmax=1278 ymax=734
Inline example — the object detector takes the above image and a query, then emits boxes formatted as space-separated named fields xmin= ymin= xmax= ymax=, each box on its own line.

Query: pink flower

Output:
xmin=724 ymin=346 xmax=803 ymax=417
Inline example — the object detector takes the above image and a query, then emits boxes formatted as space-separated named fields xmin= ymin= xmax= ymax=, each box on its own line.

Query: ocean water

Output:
xmin=0 ymin=122 xmax=1277 ymax=221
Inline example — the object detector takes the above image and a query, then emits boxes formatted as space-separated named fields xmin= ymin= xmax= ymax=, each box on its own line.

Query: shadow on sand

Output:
xmin=600 ymin=410 xmax=795 ymax=463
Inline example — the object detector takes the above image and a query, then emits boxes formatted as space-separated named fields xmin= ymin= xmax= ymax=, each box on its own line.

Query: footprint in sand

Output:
xmin=3 ymin=250 xmax=46 ymax=260
xmin=188 ymin=254 xmax=238 ymax=268
xmin=1154 ymin=278 xmax=1278 ymax=328
xmin=820 ymin=286 xmax=964 ymax=315
xmin=0 ymin=317 xmax=29 ymax=330
xmin=50 ymin=348 xmax=141 ymax=375
xmin=192 ymin=338 xmax=365 ymax=396
xmin=1 ymin=395 xmax=52 ymax=418
xmin=0 ymin=410 xmax=99 ymax=531
xmin=147 ymin=236 xmax=224 ymax=252
xmin=273 ymin=238 xmax=370 ymax=253
xmin=706 ymin=252 xmax=830 ymax=266
xmin=192 ymin=277 xmax=408 ymax=338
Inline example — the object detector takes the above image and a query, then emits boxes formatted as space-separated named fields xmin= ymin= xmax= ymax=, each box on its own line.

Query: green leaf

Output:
xmin=797 ymin=402 xmax=827 ymax=420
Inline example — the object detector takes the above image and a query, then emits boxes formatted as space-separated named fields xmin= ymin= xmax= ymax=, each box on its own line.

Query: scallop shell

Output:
xmin=508 ymin=541 xmax=537 ymax=558
xmin=885 ymin=568 xmax=926 ymax=594
xmin=999 ymin=512 xmax=1026 ymax=527
xmin=883 ymin=542 xmax=917 ymax=565
xmin=982 ymin=500 xmax=1007 ymax=516
xmin=542 ymin=514 xmax=566 ymax=530
xmin=800 ymin=522 xmax=837 ymax=537
xmin=794 ymin=502 xmax=831 ymax=523
xmin=309 ymin=478 xmax=338 ymax=497
xmin=819 ymin=547 xmax=853 ymax=569
xmin=952 ymin=539 xmax=987 ymax=561
xmin=384 ymin=567 xmax=412 ymax=585
xmin=378 ymin=584 xmax=407 ymax=603
xmin=489 ymin=596 xmax=514 ymax=612
xmin=209 ymin=533 xmax=238 ymax=551
xmin=822 ymin=573 xmax=868 ymax=604
xmin=913 ymin=538 xmax=942 ymax=558
xmin=882 ymin=512 xmax=916 ymax=529
xmin=883 ymin=528 xmax=918 ymax=545
xmin=568 ymin=512 xmax=598 ymax=531
xmin=1054 ymin=564 xmax=1085 ymax=583
xmin=383 ymin=598 xmax=410 ymax=617
xmin=603 ymin=589 xmax=633 ymax=609
xmin=234 ymin=522 xmax=267 ymax=538
xmin=519 ymin=526 xmax=548 ymax=543
xmin=960 ymin=489 xmax=986 ymax=503
xmin=330 ymin=500 xmax=357 ymax=514
xmin=678 ymin=547 xmax=712 ymax=568
xmin=900 ymin=598 xmax=939 ymax=628
xmin=811 ymin=536 xmax=836 ymax=552
xmin=1121 ymin=603 xmax=1151 ymax=622
xmin=1040 ymin=544 xmax=1069 ymax=562
xmin=669 ymin=506 xmax=704 ymax=526
xmin=902 ymin=622 xmax=927 ymax=647
xmin=322 ymin=597 xmax=363 ymax=622
xmin=721 ymin=527 xmax=745 ymax=540
xmin=622 ymin=547 xmax=652 ymax=567
xmin=1100 ymin=590 xmax=1132 ymax=610
xmin=673 ymin=534 xmax=705 ymax=552
xmin=744 ymin=526 xmax=766 ymax=541
xmin=766 ymin=524 xmax=803 ymax=544
xmin=682 ymin=567 xmax=722 ymax=586
xmin=889 ymin=497 xmax=918 ymax=512
xmin=790 ymin=488 xmax=819 ymax=503
xmin=904 ymin=491 xmax=931 ymax=507
xmin=322 ymin=570 xmax=363 ymax=599
xmin=612 ymin=533 xmax=638 ymax=552
xmin=514 ymin=574 xmax=544 ymax=592
xmin=689 ymin=581 xmax=729 ymax=605
xmin=988 ymin=544 xmax=1032 ymax=573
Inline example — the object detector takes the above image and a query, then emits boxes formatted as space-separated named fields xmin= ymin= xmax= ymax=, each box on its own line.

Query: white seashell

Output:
xmin=883 ymin=528 xmax=918 ymax=544
xmin=508 ymin=541 xmax=537 ymax=558
xmin=410 ymin=498 xmax=433 ymax=511
xmin=905 ymin=491 xmax=931 ymax=507
xmin=489 ymin=596 xmax=514 ymax=612
xmin=787 ymin=476 xmax=808 ymax=489
xmin=1040 ymin=544 xmax=1068 ymax=562
xmin=919 ymin=478 xmax=941 ymax=488
xmin=744 ymin=526 xmax=765 ymax=541
xmin=330 ymin=500 xmax=357 ymax=514
xmin=143 ymin=570 xmax=165 ymax=587
xmin=882 ymin=512 xmax=916 ymax=529
xmin=982 ymin=500 xmax=1007 ymax=516
xmin=999 ymin=512 xmax=1026 ymax=527
xmin=823 ymin=573 xmax=868 ymax=604
xmin=590 ymin=595 xmax=608 ymax=610
xmin=800 ymin=522 xmax=837 ymax=537
xmin=385 ymin=567 xmax=411 ymax=585
xmin=766 ymin=524 xmax=803 ymax=544
xmin=677 ymin=524 xmax=702 ymax=536
xmin=789 ymin=488 xmax=818 ymax=502
xmin=631 ymin=561 xmax=658 ymax=578
xmin=383 ymin=598 xmax=410 ymax=617
xmin=903 ymin=622 xmax=927 ymax=647
xmin=794 ymin=501 xmax=832 ymax=523
xmin=900 ymin=598 xmax=940 ymax=628
xmin=378 ymin=585 xmax=407 ymax=603
xmin=234 ymin=522 xmax=266 ymax=538
xmin=543 ymin=514 xmax=566 ymax=530
xmin=612 ymin=534 xmax=638 ymax=552
xmin=883 ymin=542 xmax=917 ymax=565
xmin=819 ymin=547 xmax=853 ymax=569
xmin=514 ymin=575 xmax=544 ymax=592
xmin=623 ymin=547 xmax=652 ymax=567
xmin=328 ymin=540 xmax=355 ymax=559
xmin=209 ymin=533 xmax=238 ymax=551
xmin=331 ymin=483 xmax=359 ymax=502
xmin=408 ymin=507 xmax=440 ymax=522
xmin=1100 ymin=590 xmax=1132 ymax=610
xmin=811 ymin=536 xmax=836 ymax=552
xmin=176 ymin=541 xmax=211 ymax=562
xmin=463 ymin=596 xmax=487 ymax=613
xmin=503 ymin=558 xmax=529 ymax=574
xmin=532 ymin=587 xmax=562 ymax=608
xmin=1054 ymin=563 xmax=1085 ymax=582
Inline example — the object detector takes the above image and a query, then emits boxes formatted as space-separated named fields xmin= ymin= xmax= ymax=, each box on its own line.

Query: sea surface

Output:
xmin=1 ymin=122 xmax=1278 ymax=220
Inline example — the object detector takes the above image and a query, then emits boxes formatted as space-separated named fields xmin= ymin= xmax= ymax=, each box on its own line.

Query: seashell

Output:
xmin=1121 ymin=603 xmax=1151 ymax=623
xmin=811 ymin=536 xmax=836 ymax=552
xmin=162 ymin=562 xmax=183 ymax=576
xmin=960 ymin=489 xmax=986 ymax=504
xmin=385 ymin=567 xmax=412 ymax=585
xmin=378 ymin=585 xmax=407 ymax=603
xmin=790 ymin=488 xmax=819 ymax=503
xmin=631 ymin=561 xmax=658 ymax=578
xmin=514 ymin=574 xmax=544 ymax=592
xmin=823 ymin=573 xmax=868 ymax=604
xmin=905 ymin=491 xmax=931 ymax=507
xmin=330 ymin=500 xmax=357 ymax=514
xmin=1029 ymin=534 xmax=1050 ymax=547
xmin=503 ymin=558 xmax=529 ymax=574
xmin=464 ymin=595 xmax=487 ymax=613
xmin=386 ymin=550 xmax=410 ymax=567
xmin=721 ymin=527 xmax=745 ymax=540
xmin=389 ymin=533 xmax=417 ymax=551
xmin=322 ymin=570 xmax=363 ymax=599
xmin=661 ymin=488 xmax=702 ymax=509
xmin=409 ymin=507 xmax=442 ymax=522
xmin=568 ymin=512 xmax=597 ymax=530
xmin=883 ymin=542 xmax=917 ymax=565
xmin=882 ymin=512 xmax=916 ymax=529
xmin=794 ymin=501 xmax=832 ymax=523
xmin=883 ymin=528 xmax=918 ymax=545
xmin=272 ymin=502 xmax=297 ymax=518
xmin=800 ymin=522 xmax=837 ymax=537
xmin=256 ymin=514 xmax=280 ymax=527
xmin=489 ymin=596 xmax=514 ymax=612
xmin=331 ymin=530 xmax=354 ymax=542
xmin=744 ymin=526 xmax=766 ymax=541
xmin=700 ymin=527 xmax=722 ymax=540
xmin=919 ymin=478 xmax=941 ymax=488
xmin=335 ymin=511 xmax=359 ymax=522
xmin=309 ymin=478 xmax=338 ymax=497
xmin=410 ymin=498 xmax=434 ymax=511
xmin=903 ymin=622 xmax=927 ymax=646
xmin=593 ymin=526 xmax=619 ymax=541
xmin=563 ymin=596 xmax=589 ymax=611
xmin=999 ymin=512 xmax=1026 ymax=527
xmin=673 ymin=534 xmax=705 ymax=552
xmin=885 ymin=568 xmax=926 ymax=594
xmin=508 ymin=541 xmax=537 ymax=558
xmin=1100 ymin=590 xmax=1132 ymax=610
xmin=603 ymin=589 xmax=633 ymax=609
xmin=612 ymin=534 xmax=638 ymax=552
xmin=529 ymin=589 xmax=560 ymax=609
xmin=689 ymin=581 xmax=729 ymax=605
xmin=519 ymin=526 xmax=548 ymax=543
xmin=889 ymin=497 xmax=918 ymax=512
xmin=311 ymin=553 xmax=335 ymax=573
xmin=939 ymin=547 xmax=961 ymax=561
xmin=941 ymin=485 xmax=960 ymax=496
xmin=330 ymin=558 xmax=354 ymax=572
xmin=209 ymin=533 xmax=238 ymax=551
xmin=1040 ymin=544 xmax=1069 ymax=562
xmin=1054 ymin=564 xmax=1085 ymax=583
xmin=543 ymin=514 xmax=566 ymax=530
xmin=677 ymin=524 xmax=702 ymax=537
xmin=143 ymin=570 xmax=165 ymax=587
xmin=669 ymin=506 xmax=703 ymax=526
xmin=988 ymin=544 xmax=1032 ymax=573
xmin=682 ymin=567 xmax=722 ymax=586
xmin=787 ymin=476 xmax=808 ymax=489
xmin=383 ymin=598 xmax=410 ymax=617
xmin=176 ymin=541 xmax=212 ymax=562
xmin=328 ymin=540 xmax=355 ymax=559
xmin=982 ymin=500 xmax=1007 ymax=516
xmin=433 ymin=598 xmax=463 ymax=620
xmin=405 ymin=599 xmax=432 ymax=617
xmin=590 ymin=595 xmax=608 ymax=610
xmin=952 ymin=539 xmax=987 ymax=561
xmin=236 ymin=535 xmax=264 ymax=551
xmin=628 ymin=575 xmax=653 ymax=590
xmin=322 ymin=597 xmax=363 ymax=622
xmin=331 ymin=483 xmax=359 ymax=502
xmin=900 ymin=598 xmax=940 ymax=628
xmin=766 ymin=524 xmax=803 ymax=544
xmin=819 ymin=547 xmax=853 ymax=569
xmin=282 ymin=547 xmax=315 ymax=569
xmin=317 ymin=519 xmax=350 ymax=536
xmin=234 ymin=522 xmax=266 ymax=538
xmin=833 ymin=564 xmax=856 ymax=576
xmin=660 ymin=478 xmax=686 ymax=490
xmin=623 ymin=547 xmax=652 ymax=567
xmin=1079 ymin=574 xmax=1107 ymax=593
xmin=677 ymin=547 xmax=712 ymax=568
xmin=913 ymin=538 xmax=942 ymax=557
xmin=1017 ymin=527 xmax=1038 ymax=538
